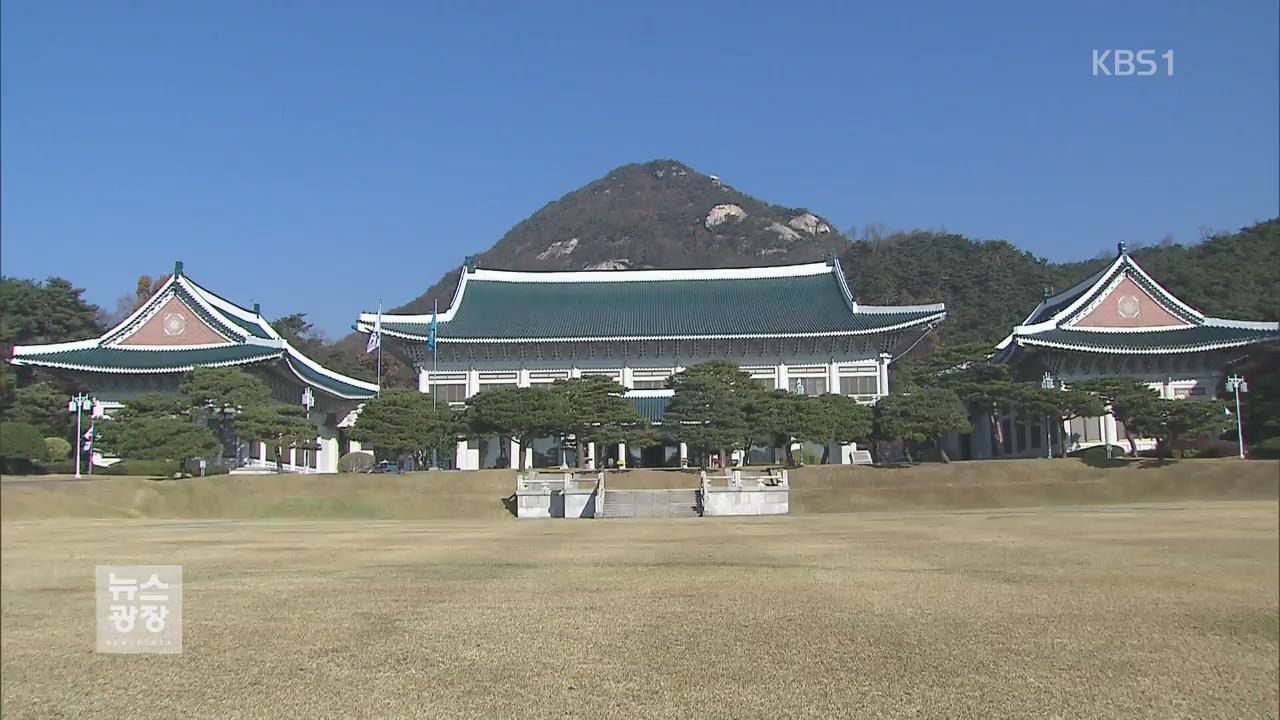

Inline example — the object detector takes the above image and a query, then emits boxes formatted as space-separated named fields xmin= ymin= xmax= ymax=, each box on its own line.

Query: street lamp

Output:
xmin=301 ymin=387 xmax=315 ymax=474
xmin=66 ymin=393 xmax=95 ymax=479
xmin=1225 ymin=374 xmax=1248 ymax=459
xmin=1041 ymin=372 xmax=1054 ymax=459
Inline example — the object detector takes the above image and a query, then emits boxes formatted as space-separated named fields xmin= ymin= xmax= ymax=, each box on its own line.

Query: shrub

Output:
xmin=1 ymin=422 xmax=50 ymax=472
xmin=41 ymin=459 xmax=79 ymax=474
xmin=100 ymin=460 xmax=229 ymax=477
xmin=44 ymin=436 xmax=72 ymax=461
xmin=1252 ymin=437 xmax=1280 ymax=460
xmin=339 ymin=451 xmax=376 ymax=474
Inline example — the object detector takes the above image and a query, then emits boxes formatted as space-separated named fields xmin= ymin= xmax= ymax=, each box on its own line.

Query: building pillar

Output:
xmin=517 ymin=367 xmax=530 ymax=388
xmin=417 ymin=366 xmax=430 ymax=394
xmin=679 ymin=442 xmax=689 ymax=468
xmin=776 ymin=362 xmax=789 ymax=391
xmin=455 ymin=439 xmax=472 ymax=470
xmin=319 ymin=435 xmax=339 ymax=473
xmin=617 ymin=442 xmax=627 ymax=468
xmin=466 ymin=367 xmax=479 ymax=398
xmin=827 ymin=360 xmax=839 ymax=397
xmin=877 ymin=353 xmax=892 ymax=396
xmin=621 ymin=365 xmax=633 ymax=389
xmin=508 ymin=439 xmax=520 ymax=470
xmin=1103 ymin=414 xmax=1119 ymax=452
xmin=587 ymin=441 xmax=597 ymax=470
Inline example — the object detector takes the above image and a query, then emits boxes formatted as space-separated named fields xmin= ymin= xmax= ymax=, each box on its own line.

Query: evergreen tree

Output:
xmin=664 ymin=361 xmax=757 ymax=468
xmin=874 ymin=388 xmax=972 ymax=462
xmin=814 ymin=393 xmax=874 ymax=463
xmin=94 ymin=395 xmax=220 ymax=475
xmin=349 ymin=387 xmax=459 ymax=468
xmin=465 ymin=385 xmax=572 ymax=471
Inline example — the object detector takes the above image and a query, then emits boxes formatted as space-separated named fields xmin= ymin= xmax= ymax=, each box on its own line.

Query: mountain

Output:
xmin=390 ymin=160 xmax=847 ymax=316
xmin=325 ymin=158 xmax=1278 ymax=383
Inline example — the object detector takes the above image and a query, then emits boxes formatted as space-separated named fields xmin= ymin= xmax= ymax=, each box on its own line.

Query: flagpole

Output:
xmin=431 ymin=298 xmax=438 ymax=470
xmin=376 ymin=299 xmax=383 ymax=397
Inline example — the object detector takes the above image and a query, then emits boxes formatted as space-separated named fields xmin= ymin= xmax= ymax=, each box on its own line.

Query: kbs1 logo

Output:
xmin=1092 ymin=49 xmax=1174 ymax=76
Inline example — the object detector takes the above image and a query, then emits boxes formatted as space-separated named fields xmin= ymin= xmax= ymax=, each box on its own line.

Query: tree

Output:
xmin=272 ymin=313 xmax=327 ymax=357
xmin=349 ymin=388 xmax=459 ymax=468
xmin=1225 ymin=345 xmax=1280 ymax=443
xmin=1074 ymin=378 xmax=1161 ymax=456
xmin=551 ymin=376 xmax=656 ymax=468
xmin=465 ymin=386 xmax=572 ymax=471
xmin=664 ymin=361 xmax=758 ymax=467
xmin=1135 ymin=399 xmax=1230 ymax=459
xmin=1012 ymin=386 xmax=1105 ymax=457
xmin=749 ymin=391 xmax=829 ymax=466
xmin=815 ymin=393 xmax=874 ymax=463
xmin=237 ymin=405 xmax=318 ymax=473
xmin=4 ymin=383 xmax=71 ymax=439
xmin=0 ymin=276 xmax=103 ymax=347
xmin=180 ymin=367 xmax=274 ymax=460
xmin=100 ymin=274 xmax=171 ymax=326
xmin=180 ymin=367 xmax=272 ymax=411
xmin=873 ymin=388 xmax=971 ymax=462
xmin=96 ymin=417 xmax=221 ymax=475
xmin=94 ymin=394 xmax=221 ymax=476
xmin=0 ymin=421 xmax=49 ymax=471
xmin=943 ymin=363 xmax=1018 ymax=458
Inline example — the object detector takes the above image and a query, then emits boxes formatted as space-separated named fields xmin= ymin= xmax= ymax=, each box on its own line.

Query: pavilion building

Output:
xmin=357 ymin=254 xmax=947 ymax=469
xmin=8 ymin=262 xmax=379 ymax=473
xmin=982 ymin=243 xmax=1278 ymax=457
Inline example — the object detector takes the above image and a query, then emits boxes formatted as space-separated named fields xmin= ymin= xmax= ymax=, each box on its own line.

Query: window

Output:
xmin=752 ymin=377 xmax=775 ymax=389
xmin=790 ymin=376 xmax=826 ymax=396
xmin=632 ymin=379 xmax=667 ymax=390
xmin=432 ymin=384 xmax=467 ymax=403
xmin=839 ymin=376 xmax=879 ymax=395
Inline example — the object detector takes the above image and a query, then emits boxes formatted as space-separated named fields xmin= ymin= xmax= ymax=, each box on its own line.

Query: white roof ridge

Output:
xmin=469 ymin=262 xmax=834 ymax=283
xmin=859 ymin=303 xmax=947 ymax=313
xmin=282 ymin=340 xmax=381 ymax=394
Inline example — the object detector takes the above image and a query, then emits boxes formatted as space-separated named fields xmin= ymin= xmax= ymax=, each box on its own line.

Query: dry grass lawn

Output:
xmin=2 ymin=501 xmax=1277 ymax=719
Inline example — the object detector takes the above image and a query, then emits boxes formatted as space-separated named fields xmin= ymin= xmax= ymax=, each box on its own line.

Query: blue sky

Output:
xmin=3 ymin=1 xmax=1277 ymax=337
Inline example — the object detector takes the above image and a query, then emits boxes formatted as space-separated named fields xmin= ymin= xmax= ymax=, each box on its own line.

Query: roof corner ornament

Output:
xmin=253 ymin=302 xmax=261 ymax=316
xmin=1117 ymin=241 xmax=1128 ymax=256
xmin=825 ymin=249 xmax=838 ymax=266
xmin=1042 ymin=286 xmax=1053 ymax=300
xmin=464 ymin=256 xmax=477 ymax=273
xmin=174 ymin=260 xmax=184 ymax=277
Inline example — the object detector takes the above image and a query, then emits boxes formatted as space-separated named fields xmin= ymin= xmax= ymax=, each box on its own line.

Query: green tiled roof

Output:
xmin=628 ymin=396 xmax=670 ymax=423
xmin=383 ymin=275 xmax=943 ymax=341
xmin=284 ymin=356 xmax=378 ymax=399
xmin=1017 ymin=325 xmax=1279 ymax=353
xmin=14 ymin=345 xmax=283 ymax=372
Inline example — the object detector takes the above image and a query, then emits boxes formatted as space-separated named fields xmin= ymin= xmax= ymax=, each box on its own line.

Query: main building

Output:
xmin=358 ymin=254 xmax=947 ymax=469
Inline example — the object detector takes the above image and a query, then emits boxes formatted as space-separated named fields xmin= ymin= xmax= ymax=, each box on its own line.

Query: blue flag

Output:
xmin=427 ymin=304 xmax=437 ymax=352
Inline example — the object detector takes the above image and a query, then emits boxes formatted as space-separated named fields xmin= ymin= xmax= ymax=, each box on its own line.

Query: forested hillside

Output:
xmin=840 ymin=218 xmax=1279 ymax=346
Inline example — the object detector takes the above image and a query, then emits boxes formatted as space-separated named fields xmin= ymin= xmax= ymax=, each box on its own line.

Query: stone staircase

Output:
xmin=601 ymin=489 xmax=700 ymax=519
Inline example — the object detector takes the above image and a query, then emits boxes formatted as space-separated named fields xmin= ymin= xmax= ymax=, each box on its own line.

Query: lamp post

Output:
xmin=66 ymin=393 xmax=95 ymax=479
xmin=1041 ymin=372 xmax=1054 ymax=459
xmin=301 ymin=387 xmax=315 ymax=474
xmin=1225 ymin=374 xmax=1248 ymax=460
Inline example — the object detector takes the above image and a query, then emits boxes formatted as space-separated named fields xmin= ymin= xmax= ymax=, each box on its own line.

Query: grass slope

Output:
xmin=1 ymin=460 xmax=1275 ymax=521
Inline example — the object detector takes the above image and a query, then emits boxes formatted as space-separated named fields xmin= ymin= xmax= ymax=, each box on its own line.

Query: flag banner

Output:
xmin=427 ymin=306 xmax=438 ymax=352
xmin=366 ymin=307 xmax=382 ymax=353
